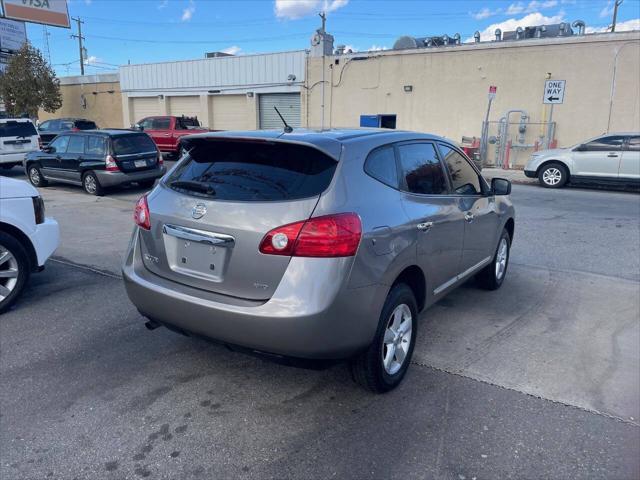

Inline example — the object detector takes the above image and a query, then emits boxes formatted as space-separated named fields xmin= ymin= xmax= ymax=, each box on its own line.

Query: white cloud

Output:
xmin=599 ymin=1 xmax=614 ymax=18
xmin=274 ymin=0 xmax=348 ymax=20
xmin=84 ymin=55 xmax=99 ymax=65
xmin=221 ymin=45 xmax=242 ymax=55
xmin=368 ymin=44 xmax=387 ymax=51
xmin=468 ymin=12 xmax=566 ymax=41
xmin=473 ymin=0 xmax=558 ymax=19
xmin=158 ymin=0 xmax=169 ymax=9
xmin=586 ymin=18 xmax=640 ymax=32
xmin=181 ymin=0 xmax=195 ymax=22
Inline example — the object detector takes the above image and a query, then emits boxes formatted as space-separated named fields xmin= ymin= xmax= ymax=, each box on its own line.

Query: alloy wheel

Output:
xmin=29 ymin=168 xmax=41 ymax=185
xmin=84 ymin=175 xmax=97 ymax=194
xmin=382 ymin=303 xmax=413 ymax=375
xmin=0 ymin=245 xmax=19 ymax=302
xmin=495 ymin=237 xmax=508 ymax=280
xmin=542 ymin=167 xmax=562 ymax=186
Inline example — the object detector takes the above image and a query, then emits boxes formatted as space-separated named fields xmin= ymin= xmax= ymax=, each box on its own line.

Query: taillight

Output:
xmin=259 ymin=213 xmax=361 ymax=258
xmin=105 ymin=154 xmax=119 ymax=172
xmin=134 ymin=195 xmax=151 ymax=230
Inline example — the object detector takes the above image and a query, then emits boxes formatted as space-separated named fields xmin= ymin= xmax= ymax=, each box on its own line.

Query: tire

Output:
xmin=27 ymin=164 xmax=48 ymax=187
xmin=476 ymin=229 xmax=511 ymax=290
xmin=0 ymin=231 xmax=31 ymax=314
xmin=82 ymin=171 xmax=104 ymax=196
xmin=350 ymin=283 xmax=418 ymax=393
xmin=137 ymin=179 xmax=156 ymax=190
xmin=538 ymin=162 xmax=568 ymax=188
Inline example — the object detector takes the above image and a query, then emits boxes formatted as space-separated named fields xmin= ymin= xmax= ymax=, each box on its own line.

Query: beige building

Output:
xmin=38 ymin=73 xmax=123 ymax=128
xmin=303 ymin=31 xmax=640 ymax=166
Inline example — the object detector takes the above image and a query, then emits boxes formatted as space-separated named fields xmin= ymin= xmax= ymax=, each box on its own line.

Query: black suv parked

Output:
xmin=37 ymin=118 xmax=98 ymax=146
xmin=25 ymin=130 xmax=166 ymax=196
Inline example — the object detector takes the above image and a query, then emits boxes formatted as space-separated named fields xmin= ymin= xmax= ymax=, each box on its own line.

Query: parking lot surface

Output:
xmin=1 ymin=166 xmax=639 ymax=479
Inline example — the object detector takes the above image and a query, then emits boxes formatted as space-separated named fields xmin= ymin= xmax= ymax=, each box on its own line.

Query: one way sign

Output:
xmin=543 ymin=79 xmax=566 ymax=104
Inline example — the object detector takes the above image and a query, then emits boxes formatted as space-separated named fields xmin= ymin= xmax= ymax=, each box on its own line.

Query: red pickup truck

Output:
xmin=134 ymin=116 xmax=209 ymax=157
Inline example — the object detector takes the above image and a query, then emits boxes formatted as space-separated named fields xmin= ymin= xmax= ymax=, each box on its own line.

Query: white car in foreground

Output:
xmin=0 ymin=176 xmax=59 ymax=313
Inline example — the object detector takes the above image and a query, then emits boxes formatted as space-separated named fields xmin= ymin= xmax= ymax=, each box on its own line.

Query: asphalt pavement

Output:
xmin=1 ymin=166 xmax=639 ymax=479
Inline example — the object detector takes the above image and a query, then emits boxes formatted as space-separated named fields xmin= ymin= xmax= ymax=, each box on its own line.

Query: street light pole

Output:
xmin=71 ymin=17 xmax=85 ymax=75
xmin=611 ymin=0 xmax=623 ymax=32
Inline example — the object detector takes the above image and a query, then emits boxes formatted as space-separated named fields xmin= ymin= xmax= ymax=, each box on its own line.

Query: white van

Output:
xmin=0 ymin=118 xmax=40 ymax=170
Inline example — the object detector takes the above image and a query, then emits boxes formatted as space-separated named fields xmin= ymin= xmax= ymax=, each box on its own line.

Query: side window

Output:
xmin=87 ymin=136 xmax=106 ymax=155
xmin=38 ymin=121 xmax=51 ymax=131
xmin=138 ymin=118 xmax=154 ymax=129
xmin=49 ymin=135 xmax=70 ymax=153
xmin=626 ymin=136 xmax=640 ymax=152
xmin=439 ymin=143 xmax=482 ymax=195
xmin=584 ymin=136 xmax=626 ymax=151
xmin=364 ymin=145 xmax=398 ymax=188
xmin=397 ymin=143 xmax=448 ymax=195
xmin=60 ymin=120 xmax=74 ymax=131
xmin=66 ymin=135 xmax=86 ymax=154
xmin=152 ymin=117 xmax=171 ymax=130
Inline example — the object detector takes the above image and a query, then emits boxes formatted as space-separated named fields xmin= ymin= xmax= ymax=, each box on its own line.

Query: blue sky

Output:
xmin=19 ymin=0 xmax=640 ymax=76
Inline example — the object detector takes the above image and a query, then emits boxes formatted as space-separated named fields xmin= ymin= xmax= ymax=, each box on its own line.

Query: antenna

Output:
xmin=273 ymin=107 xmax=293 ymax=133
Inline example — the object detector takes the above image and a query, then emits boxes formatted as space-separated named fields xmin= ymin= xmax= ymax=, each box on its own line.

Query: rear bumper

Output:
xmin=122 ymin=229 xmax=385 ymax=359
xmin=95 ymin=166 xmax=166 ymax=187
xmin=31 ymin=217 xmax=60 ymax=267
xmin=0 ymin=152 xmax=27 ymax=164
xmin=524 ymin=169 xmax=537 ymax=178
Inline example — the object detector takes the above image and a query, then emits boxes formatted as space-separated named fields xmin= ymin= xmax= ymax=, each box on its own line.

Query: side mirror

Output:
xmin=491 ymin=177 xmax=511 ymax=195
xmin=133 ymin=123 xmax=143 ymax=131
xmin=43 ymin=146 xmax=53 ymax=153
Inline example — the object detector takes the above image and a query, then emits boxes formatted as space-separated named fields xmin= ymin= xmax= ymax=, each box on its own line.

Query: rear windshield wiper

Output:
xmin=168 ymin=180 xmax=216 ymax=196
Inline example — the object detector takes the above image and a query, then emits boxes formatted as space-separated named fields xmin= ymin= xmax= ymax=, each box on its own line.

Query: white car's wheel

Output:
xmin=0 ymin=231 xmax=30 ymax=314
xmin=538 ymin=162 xmax=568 ymax=188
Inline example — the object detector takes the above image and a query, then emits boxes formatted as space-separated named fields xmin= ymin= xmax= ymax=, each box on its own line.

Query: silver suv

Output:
xmin=123 ymin=129 xmax=515 ymax=392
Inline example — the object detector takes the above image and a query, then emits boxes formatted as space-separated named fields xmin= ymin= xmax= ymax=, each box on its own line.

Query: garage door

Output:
xmin=130 ymin=97 xmax=161 ymax=124
xmin=168 ymin=96 xmax=202 ymax=120
xmin=259 ymin=93 xmax=301 ymax=129
xmin=210 ymin=95 xmax=248 ymax=131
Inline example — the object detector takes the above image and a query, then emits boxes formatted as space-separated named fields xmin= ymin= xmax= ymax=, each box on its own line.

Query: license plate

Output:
xmin=165 ymin=237 xmax=227 ymax=281
xmin=134 ymin=160 xmax=147 ymax=168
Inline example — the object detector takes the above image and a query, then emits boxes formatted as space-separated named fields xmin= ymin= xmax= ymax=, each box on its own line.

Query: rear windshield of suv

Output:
xmin=112 ymin=134 xmax=157 ymax=155
xmin=75 ymin=120 xmax=97 ymax=130
xmin=165 ymin=140 xmax=337 ymax=201
xmin=0 ymin=121 xmax=37 ymax=138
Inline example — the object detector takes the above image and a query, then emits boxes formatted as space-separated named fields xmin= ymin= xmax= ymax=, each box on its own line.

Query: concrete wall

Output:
xmin=38 ymin=73 xmax=123 ymax=128
xmin=304 ymin=32 xmax=640 ymax=159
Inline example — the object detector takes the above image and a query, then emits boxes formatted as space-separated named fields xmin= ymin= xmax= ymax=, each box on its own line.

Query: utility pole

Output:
xmin=319 ymin=11 xmax=326 ymax=130
xmin=71 ymin=17 xmax=85 ymax=75
xmin=611 ymin=0 xmax=623 ymax=32
xmin=42 ymin=26 xmax=51 ymax=64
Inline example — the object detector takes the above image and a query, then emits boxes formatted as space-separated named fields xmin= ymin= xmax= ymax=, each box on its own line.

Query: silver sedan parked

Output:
xmin=123 ymin=129 xmax=515 ymax=393
xmin=524 ymin=133 xmax=640 ymax=188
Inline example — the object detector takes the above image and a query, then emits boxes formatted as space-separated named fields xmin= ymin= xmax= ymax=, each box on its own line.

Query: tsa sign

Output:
xmin=488 ymin=85 xmax=497 ymax=100
xmin=0 ymin=0 xmax=70 ymax=29
xmin=543 ymin=80 xmax=566 ymax=104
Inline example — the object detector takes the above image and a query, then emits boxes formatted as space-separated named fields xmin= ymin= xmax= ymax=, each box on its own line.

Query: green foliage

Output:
xmin=0 ymin=43 xmax=62 ymax=118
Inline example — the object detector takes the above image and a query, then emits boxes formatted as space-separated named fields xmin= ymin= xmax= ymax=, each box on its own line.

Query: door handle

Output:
xmin=464 ymin=212 xmax=475 ymax=223
xmin=163 ymin=134 xmax=171 ymax=137
xmin=416 ymin=221 xmax=433 ymax=232
xmin=607 ymin=153 xmax=619 ymax=157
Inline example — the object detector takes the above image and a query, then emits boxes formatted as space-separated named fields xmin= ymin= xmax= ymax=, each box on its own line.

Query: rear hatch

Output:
xmin=0 ymin=120 xmax=39 ymax=155
xmin=111 ymin=133 xmax=159 ymax=172
xmin=139 ymin=138 xmax=339 ymax=300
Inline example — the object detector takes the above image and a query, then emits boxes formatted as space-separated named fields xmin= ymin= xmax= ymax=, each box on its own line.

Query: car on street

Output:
xmin=0 ymin=118 xmax=40 ymax=171
xmin=25 ymin=130 xmax=166 ymax=196
xmin=0 ymin=176 xmax=60 ymax=313
xmin=133 ymin=116 xmax=209 ymax=157
xmin=37 ymin=118 xmax=99 ymax=147
xmin=524 ymin=132 xmax=640 ymax=188
xmin=123 ymin=128 xmax=515 ymax=393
